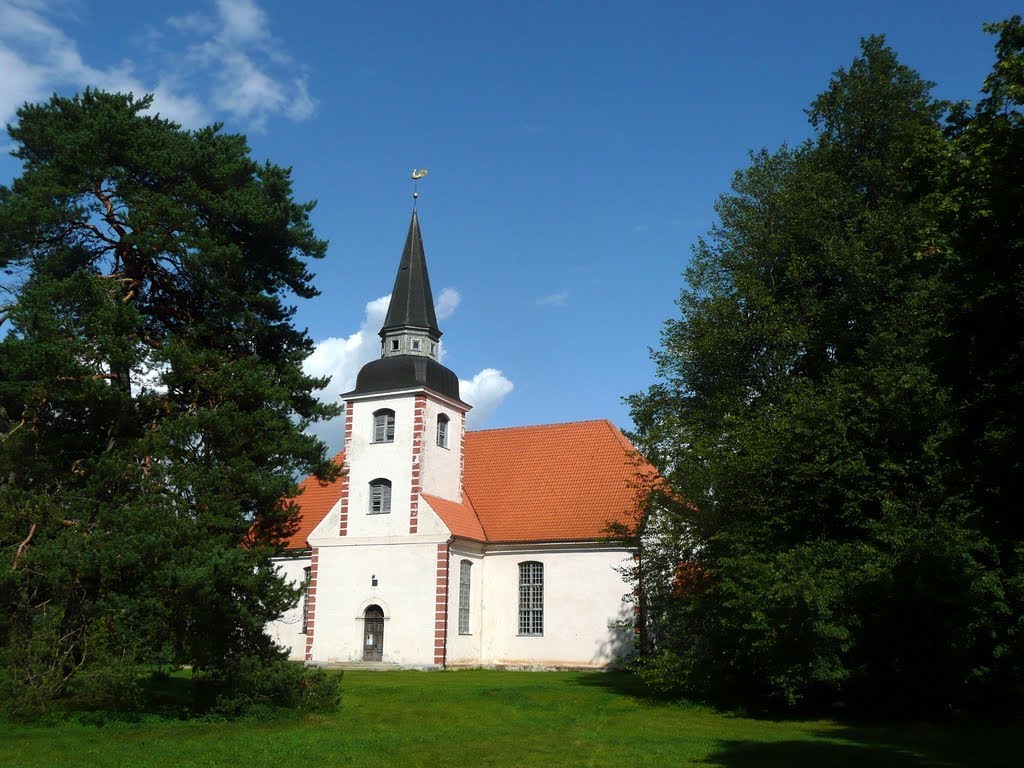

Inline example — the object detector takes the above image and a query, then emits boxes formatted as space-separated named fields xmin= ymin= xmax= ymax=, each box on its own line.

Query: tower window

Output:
xmin=369 ymin=479 xmax=392 ymax=514
xmin=436 ymin=414 xmax=450 ymax=448
xmin=412 ymin=339 xmax=421 ymax=351
xmin=373 ymin=409 xmax=395 ymax=443
xmin=391 ymin=339 xmax=399 ymax=350
xmin=518 ymin=561 xmax=544 ymax=636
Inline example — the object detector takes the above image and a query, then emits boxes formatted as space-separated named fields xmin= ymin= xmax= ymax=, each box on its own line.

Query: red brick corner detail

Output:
xmin=339 ymin=402 xmax=353 ymax=536
xmin=304 ymin=546 xmax=319 ymax=661
xmin=410 ymin=394 xmax=426 ymax=534
xmin=434 ymin=542 xmax=449 ymax=667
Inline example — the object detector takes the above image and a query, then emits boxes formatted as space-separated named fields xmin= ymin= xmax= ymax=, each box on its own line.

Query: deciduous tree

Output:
xmin=628 ymin=29 xmax=1021 ymax=714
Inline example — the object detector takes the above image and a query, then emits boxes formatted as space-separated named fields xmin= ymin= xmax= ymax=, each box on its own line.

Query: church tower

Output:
xmin=339 ymin=210 xmax=470 ymax=539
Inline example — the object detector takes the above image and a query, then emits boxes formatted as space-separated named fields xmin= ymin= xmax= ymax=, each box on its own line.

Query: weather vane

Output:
xmin=411 ymin=168 xmax=428 ymax=208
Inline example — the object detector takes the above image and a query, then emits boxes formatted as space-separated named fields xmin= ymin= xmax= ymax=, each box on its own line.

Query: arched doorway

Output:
xmin=363 ymin=605 xmax=384 ymax=661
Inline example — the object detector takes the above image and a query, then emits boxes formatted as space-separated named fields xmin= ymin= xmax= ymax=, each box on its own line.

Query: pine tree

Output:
xmin=0 ymin=91 xmax=340 ymax=715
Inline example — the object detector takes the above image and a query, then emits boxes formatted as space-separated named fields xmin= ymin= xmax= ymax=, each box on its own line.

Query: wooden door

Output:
xmin=363 ymin=605 xmax=384 ymax=661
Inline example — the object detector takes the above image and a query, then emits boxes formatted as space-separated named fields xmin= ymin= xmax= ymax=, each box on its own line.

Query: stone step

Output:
xmin=305 ymin=661 xmax=407 ymax=671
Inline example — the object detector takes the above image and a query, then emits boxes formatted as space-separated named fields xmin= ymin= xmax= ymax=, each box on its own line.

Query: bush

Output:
xmin=206 ymin=658 xmax=342 ymax=717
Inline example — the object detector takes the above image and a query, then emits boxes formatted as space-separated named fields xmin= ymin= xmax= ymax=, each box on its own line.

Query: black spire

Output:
xmin=347 ymin=208 xmax=460 ymax=401
xmin=379 ymin=210 xmax=441 ymax=341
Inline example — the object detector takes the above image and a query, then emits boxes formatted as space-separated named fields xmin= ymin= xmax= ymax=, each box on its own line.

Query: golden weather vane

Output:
xmin=411 ymin=168 xmax=428 ymax=208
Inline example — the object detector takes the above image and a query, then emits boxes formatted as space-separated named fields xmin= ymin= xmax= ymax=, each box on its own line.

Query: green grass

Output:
xmin=0 ymin=670 xmax=1019 ymax=767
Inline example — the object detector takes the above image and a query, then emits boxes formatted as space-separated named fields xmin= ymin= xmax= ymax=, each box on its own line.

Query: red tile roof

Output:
xmin=282 ymin=420 xmax=657 ymax=549
xmin=462 ymin=419 xmax=656 ymax=543
xmin=279 ymin=450 xmax=346 ymax=550
xmin=422 ymin=494 xmax=487 ymax=542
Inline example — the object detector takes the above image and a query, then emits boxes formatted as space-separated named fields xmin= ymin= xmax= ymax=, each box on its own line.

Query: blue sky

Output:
xmin=1 ymin=0 xmax=1018 ymax=452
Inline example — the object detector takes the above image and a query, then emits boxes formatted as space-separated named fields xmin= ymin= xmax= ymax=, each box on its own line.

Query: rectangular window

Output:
xmin=369 ymin=479 xmax=392 ymax=514
xmin=301 ymin=566 xmax=312 ymax=634
xmin=373 ymin=410 xmax=395 ymax=443
xmin=518 ymin=561 xmax=544 ymax=636
xmin=458 ymin=560 xmax=472 ymax=634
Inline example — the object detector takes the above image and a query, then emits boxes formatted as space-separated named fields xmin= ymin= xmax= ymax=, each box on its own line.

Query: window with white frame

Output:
xmin=369 ymin=478 xmax=392 ymax=514
xmin=373 ymin=409 xmax=395 ymax=443
xmin=437 ymin=414 xmax=450 ymax=448
xmin=518 ymin=561 xmax=544 ymax=636
xmin=458 ymin=560 xmax=472 ymax=634
xmin=301 ymin=566 xmax=312 ymax=634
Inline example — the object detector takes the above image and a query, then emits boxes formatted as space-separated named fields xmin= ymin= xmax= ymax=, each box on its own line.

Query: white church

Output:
xmin=268 ymin=210 xmax=657 ymax=668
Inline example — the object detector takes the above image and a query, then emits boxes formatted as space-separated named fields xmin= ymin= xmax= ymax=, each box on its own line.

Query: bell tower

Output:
xmin=339 ymin=208 xmax=470 ymax=540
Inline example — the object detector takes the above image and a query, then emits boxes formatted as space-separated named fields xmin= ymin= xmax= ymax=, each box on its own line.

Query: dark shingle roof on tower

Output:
xmin=380 ymin=210 xmax=440 ymax=340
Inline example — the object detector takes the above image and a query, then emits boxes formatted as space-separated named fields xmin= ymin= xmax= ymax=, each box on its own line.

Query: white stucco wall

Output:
xmin=419 ymin=396 xmax=464 ymax=502
xmin=445 ymin=543 xmax=485 ymax=665
xmin=271 ymin=533 xmax=636 ymax=668
xmin=474 ymin=544 xmax=635 ymax=668
xmin=346 ymin=393 xmax=417 ymax=538
xmin=267 ymin=555 xmax=312 ymax=661
xmin=305 ymin=535 xmax=448 ymax=665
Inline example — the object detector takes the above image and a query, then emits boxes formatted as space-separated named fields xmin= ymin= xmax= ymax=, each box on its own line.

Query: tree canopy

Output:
xmin=628 ymin=19 xmax=1024 ymax=715
xmin=0 ymin=90 xmax=340 ymax=716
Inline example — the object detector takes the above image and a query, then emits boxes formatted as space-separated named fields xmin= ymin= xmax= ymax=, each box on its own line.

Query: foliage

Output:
xmin=627 ymin=22 xmax=1024 ymax=715
xmin=0 ymin=671 xmax=1019 ymax=768
xmin=0 ymin=90 xmax=340 ymax=717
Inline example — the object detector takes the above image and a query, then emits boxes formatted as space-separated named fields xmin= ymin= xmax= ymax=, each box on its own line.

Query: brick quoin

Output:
xmin=303 ymin=547 xmax=320 ymax=661
xmin=338 ymin=402 xmax=353 ymax=536
xmin=433 ymin=542 xmax=449 ymax=666
xmin=409 ymin=394 xmax=426 ymax=534
xmin=458 ymin=413 xmax=466 ymax=502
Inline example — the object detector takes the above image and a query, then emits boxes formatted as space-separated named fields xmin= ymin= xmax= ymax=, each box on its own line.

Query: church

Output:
xmin=268 ymin=209 xmax=657 ymax=669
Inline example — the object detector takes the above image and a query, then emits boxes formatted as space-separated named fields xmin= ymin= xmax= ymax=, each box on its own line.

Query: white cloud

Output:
xmin=460 ymin=368 xmax=514 ymax=429
xmin=215 ymin=0 xmax=267 ymax=44
xmin=435 ymin=287 xmax=461 ymax=320
xmin=303 ymin=288 xmax=513 ymax=452
xmin=536 ymin=290 xmax=569 ymax=307
xmin=0 ymin=0 xmax=313 ymax=132
xmin=304 ymin=294 xmax=390 ymax=404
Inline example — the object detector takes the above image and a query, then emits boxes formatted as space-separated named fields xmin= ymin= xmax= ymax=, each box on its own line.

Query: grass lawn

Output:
xmin=0 ymin=670 xmax=1019 ymax=767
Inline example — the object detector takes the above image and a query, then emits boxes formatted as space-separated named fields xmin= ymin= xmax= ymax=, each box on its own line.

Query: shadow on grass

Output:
xmin=706 ymin=726 xmax=1022 ymax=768
xmin=703 ymin=739 xmax=924 ymax=767
xmin=571 ymin=673 xmax=1022 ymax=767
xmin=570 ymin=670 xmax=680 ymax=703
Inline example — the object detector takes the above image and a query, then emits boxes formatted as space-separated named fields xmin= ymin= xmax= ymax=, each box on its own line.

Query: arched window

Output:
xmin=458 ymin=560 xmax=472 ymax=634
xmin=436 ymin=414 xmax=450 ymax=448
xmin=369 ymin=478 xmax=392 ymax=514
xmin=373 ymin=409 xmax=395 ymax=443
xmin=518 ymin=561 xmax=544 ymax=636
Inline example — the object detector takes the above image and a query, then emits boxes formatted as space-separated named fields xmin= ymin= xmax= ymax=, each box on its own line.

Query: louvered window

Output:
xmin=437 ymin=414 xmax=450 ymax=448
xmin=518 ymin=561 xmax=544 ymax=636
xmin=458 ymin=560 xmax=472 ymax=634
xmin=373 ymin=409 xmax=395 ymax=443
xmin=369 ymin=479 xmax=392 ymax=514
